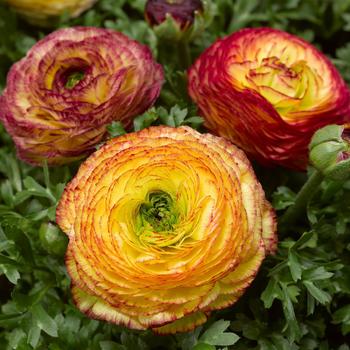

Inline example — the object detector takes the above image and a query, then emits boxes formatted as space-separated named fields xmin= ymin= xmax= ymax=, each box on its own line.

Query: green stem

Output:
xmin=178 ymin=40 xmax=191 ymax=70
xmin=279 ymin=170 xmax=324 ymax=229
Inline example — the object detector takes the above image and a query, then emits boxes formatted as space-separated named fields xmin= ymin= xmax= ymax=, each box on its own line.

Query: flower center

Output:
xmin=138 ymin=191 xmax=178 ymax=233
xmin=65 ymin=71 xmax=85 ymax=89
xmin=247 ymin=57 xmax=301 ymax=95
xmin=230 ymin=55 xmax=326 ymax=120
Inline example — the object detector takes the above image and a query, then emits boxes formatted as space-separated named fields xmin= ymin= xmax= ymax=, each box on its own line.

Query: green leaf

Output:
xmin=192 ymin=344 xmax=216 ymax=350
xmin=182 ymin=116 xmax=204 ymax=128
xmin=107 ymin=121 xmax=127 ymax=138
xmin=261 ymin=278 xmax=283 ymax=308
xmin=200 ymin=320 xmax=239 ymax=346
xmin=170 ymin=105 xmax=187 ymax=126
xmin=14 ymin=285 xmax=51 ymax=310
xmin=303 ymin=281 xmax=331 ymax=305
xmin=0 ymin=264 xmax=20 ymax=284
xmin=8 ymin=328 xmax=26 ymax=349
xmin=288 ymin=250 xmax=302 ymax=282
xmin=133 ymin=110 xmax=159 ymax=131
xmin=1 ymin=180 xmax=14 ymax=207
xmin=293 ymin=231 xmax=317 ymax=249
xmin=31 ymin=304 xmax=58 ymax=337
xmin=39 ymin=222 xmax=68 ymax=256
xmin=27 ymin=324 xmax=41 ymax=348
xmin=303 ymin=267 xmax=334 ymax=281
xmin=333 ymin=304 xmax=350 ymax=335
xmin=333 ymin=305 xmax=350 ymax=323
xmin=0 ymin=253 xmax=21 ymax=267
xmin=280 ymin=282 xmax=301 ymax=342
xmin=120 ymin=331 xmax=148 ymax=350
xmin=0 ymin=313 xmax=25 ymax=327
xmin=272 ymin=186 xmax=296 ymax=210
xmin=100 ymin=341 xmax=126 ymax=350
xmin=23 ymin=177 xmax=56 ymax=203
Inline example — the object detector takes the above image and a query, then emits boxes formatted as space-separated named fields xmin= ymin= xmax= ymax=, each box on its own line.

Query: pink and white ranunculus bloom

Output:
xmin=0 ymin=27 xmax=164 ymax=165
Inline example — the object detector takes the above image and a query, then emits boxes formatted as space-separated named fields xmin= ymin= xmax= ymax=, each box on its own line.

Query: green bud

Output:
xmin=309 ymin=124 xmax=350 ymax=180
xmin=39 ymin=222 xmax=68 ymax=256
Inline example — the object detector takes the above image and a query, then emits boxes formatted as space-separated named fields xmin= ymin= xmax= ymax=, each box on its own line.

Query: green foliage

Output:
xmin=1 ymin=0 xmax=350 ymax=349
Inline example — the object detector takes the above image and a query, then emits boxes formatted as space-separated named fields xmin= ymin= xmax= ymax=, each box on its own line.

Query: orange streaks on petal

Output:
xmin=56 ymin=126 xmax=277 ymax=334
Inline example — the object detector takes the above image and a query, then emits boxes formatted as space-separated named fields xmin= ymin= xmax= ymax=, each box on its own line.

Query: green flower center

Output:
xmin=137 ymin=191 xmax=178 ymax=233
xmin=65 ymin=71 xmax=85 ymax=89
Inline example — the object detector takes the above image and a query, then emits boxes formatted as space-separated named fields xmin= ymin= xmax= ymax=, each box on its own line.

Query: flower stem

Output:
xmin=178 ymin=40 xmax=191 ymax=70
xmin=279 ymin=170 xmax=324 ymax=229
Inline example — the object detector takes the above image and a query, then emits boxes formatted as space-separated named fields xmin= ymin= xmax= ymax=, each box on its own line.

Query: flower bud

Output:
xmin=145 ymin=0 xmax=212 ymax=41
xmin=309 ymin=124 xmax=350 ymax=180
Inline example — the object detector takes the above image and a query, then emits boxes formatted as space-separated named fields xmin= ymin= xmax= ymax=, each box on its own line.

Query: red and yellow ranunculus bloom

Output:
xmin=188 ymin=27 xmax=350 ymax=170
xmin=5 ymin=0 xmax=97 ymax=26
xmin=0 ymin=27 xmax=163 ymax=165
xmin=56 ymin=126 xmax=276 ymax=334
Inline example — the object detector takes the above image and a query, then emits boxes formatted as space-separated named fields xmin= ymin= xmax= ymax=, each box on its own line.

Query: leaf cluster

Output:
xmin=1 ymin=0 xmax=350 ymax=349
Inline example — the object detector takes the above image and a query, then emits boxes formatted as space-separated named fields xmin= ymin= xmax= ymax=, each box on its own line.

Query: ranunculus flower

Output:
xmin=0 ymin=27 xmax=163 ymax=165
xmin=188 ymin=27 xmax=350 ymax=170
xmin=56 ymin=126 xmax=276 ymax=334
xmin=5 ymin=0 xmax=97 ymax=26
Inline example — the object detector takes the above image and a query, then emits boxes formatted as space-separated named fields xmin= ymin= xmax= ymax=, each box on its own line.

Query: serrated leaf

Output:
xmin=261 ymin=278 xmax=283 ymax=308
xmin=293 ymin=231 xmax=317 ymax=249
xmin=171 ymin=106 xmax=187 ymax=126
xmin=303 ymin=281 xmax=331 ymax=305
xmin=107 ymin=121 xmax=127 ymax=138
xmin=23 ymin=177 xmax=56 ymax=203
xmin=1 ymin=264 xmax=20 ymax=284
xmin=288 ymin=250 xmax=302 ymax=282
xmin=182 ymin=116 xmax=203 ymax=126
xmin=0 ymin=313 xmax=25 ymax=327
xmin=31 ymin=304 xmax=58 ymax=337
xmin=333 ymin=305 xmax=350 ymax=325
xmin=200 ymin=320 xmax=239 ymax=346
xmin=133 ymin=111 xmax=159 ymax=131
xmin=303 ymin=267 xmax=334 ymax=281
xmin=9 ymin=328 xmax=26 ymax=349
xmin=272 ymin=186 xmax=296 ymax=210
xmin=280 ymin=282 xmax=301 ymax=342
xmin=27 ymin=324 xmax=41 ymax=348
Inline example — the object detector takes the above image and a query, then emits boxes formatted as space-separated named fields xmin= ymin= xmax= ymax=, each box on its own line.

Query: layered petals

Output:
xmin=56 ymin=126 xmax=277 ymax=334
xmin=5 ymin=0 xmax=97 ymax=26
xmin=188 ymin=27 xmax=350 ymax=170
xmin=0 ymin=27 xmax=164 ymax=165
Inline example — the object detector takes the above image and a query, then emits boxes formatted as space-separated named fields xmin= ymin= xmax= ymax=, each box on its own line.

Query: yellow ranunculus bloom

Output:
xmin=6 ymin=0 xmax=97 ymax=26
xmin=56 ymin=126 xmax=276 ymax=334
